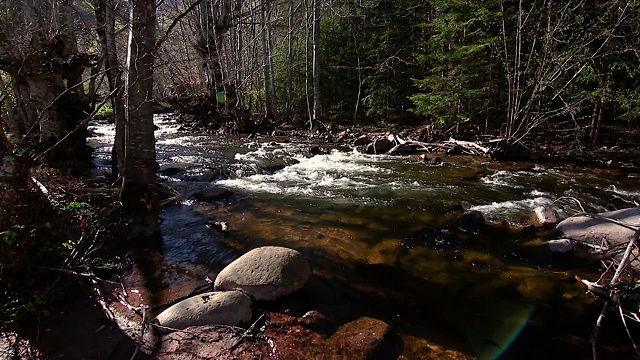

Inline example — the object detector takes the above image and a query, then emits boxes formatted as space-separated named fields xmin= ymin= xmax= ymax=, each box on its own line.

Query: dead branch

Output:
xmin=583 ymin=228 xmax=640 ymax=359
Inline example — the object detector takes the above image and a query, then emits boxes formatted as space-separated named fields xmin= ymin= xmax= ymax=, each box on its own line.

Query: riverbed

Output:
xmin=89 ymin=114 xmax=640 ymax=359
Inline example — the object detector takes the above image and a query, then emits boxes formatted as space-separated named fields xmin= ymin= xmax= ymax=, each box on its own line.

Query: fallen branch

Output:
xmin=583 ymin=228 xmax=640 ymax=359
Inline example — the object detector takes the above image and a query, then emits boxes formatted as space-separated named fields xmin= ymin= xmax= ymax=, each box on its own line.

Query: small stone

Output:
xmin=532 ymin=205 xmax=561 ymax=227
xmin=326 ymin=317 xmax=400 ymax=360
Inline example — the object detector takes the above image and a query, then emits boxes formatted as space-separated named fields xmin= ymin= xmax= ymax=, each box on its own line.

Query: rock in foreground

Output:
xmin=154 ymin=291 xmax=252 ymax=333
xmin=326 ymin=317 xmax=400 ymax=360
xmin=556 ymin=207 xmax=640 ymax=246
xmin=214 ymin=246 xmax=311 ymax=301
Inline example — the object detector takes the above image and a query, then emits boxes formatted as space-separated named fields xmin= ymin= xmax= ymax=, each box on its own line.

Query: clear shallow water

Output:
xmin=89 ymin=115 xmax=640 ymax=359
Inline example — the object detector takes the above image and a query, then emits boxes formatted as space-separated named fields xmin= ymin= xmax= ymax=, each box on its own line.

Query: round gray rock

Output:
xmin=214 ymin=246 xmax=311 ymax=301
xmin=154 ymin=291 xmax=252 ymax=333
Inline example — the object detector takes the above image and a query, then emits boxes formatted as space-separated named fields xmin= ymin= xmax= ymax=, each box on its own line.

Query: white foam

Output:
xmin=481 ymin=171 xmax=523 ymax=188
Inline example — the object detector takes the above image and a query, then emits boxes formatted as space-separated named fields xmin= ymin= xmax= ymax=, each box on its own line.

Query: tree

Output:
xmin=95 ymin=0 xmax=126 ymax=182
xmin=497 ymin=0 xmax=637 ymax=146
xmin=0 ymin=0 xmax=96 ymax=165
xmin=120 ymin=0 xmax=159 ymax=240
xmin=411 ymin=0 xmax=500 ymax=125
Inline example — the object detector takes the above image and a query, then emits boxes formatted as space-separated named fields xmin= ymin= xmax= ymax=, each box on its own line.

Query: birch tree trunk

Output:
xmin=121 ymin=0 xmax=160 ymax=241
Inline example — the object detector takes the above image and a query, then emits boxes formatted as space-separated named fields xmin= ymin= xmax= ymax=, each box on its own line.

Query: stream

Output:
xmin=89 ymin=114 xmax=640 ymax=359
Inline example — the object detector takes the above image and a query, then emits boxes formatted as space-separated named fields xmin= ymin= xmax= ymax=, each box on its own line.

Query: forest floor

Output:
xmin=2 ymin=117 xmax=639 ymax=359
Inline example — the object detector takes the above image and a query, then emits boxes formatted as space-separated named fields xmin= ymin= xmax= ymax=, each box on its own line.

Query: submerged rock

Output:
xmin=154 ymin=291 xmax=252 ymax=333
xmin=457 ymin=210 xmax=485 ymax=233
xmin=326 ymin=317 xmax=400 ymax=360
xmin=547 ymin=239 xmax=575 ymax=253
xmin=214 ymin=246 xmax=311 ymax=301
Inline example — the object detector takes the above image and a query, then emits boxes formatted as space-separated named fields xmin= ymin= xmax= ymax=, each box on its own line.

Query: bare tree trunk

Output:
xmin=260 ymin=0 xmax=277 ymax=121
xmin=590 ymin=91 xmax=607 ymax=147
xmin=286 ymin=0 xmax=294 ymax=119
xmin=121 ymin=0 xmax=159 ymax=241
xmin=95 ymin=0 xmax=126 ymax=182
xmin=311 ymin=0 xmax=321 ymax=130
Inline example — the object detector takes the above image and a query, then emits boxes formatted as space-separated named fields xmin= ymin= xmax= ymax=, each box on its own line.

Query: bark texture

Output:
xmin=122 ymin=0 xmax=160 ymax=241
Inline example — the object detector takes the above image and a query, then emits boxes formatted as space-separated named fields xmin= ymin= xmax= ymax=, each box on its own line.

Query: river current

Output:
xmin=88 ymin=114 xmax=640 ymax=359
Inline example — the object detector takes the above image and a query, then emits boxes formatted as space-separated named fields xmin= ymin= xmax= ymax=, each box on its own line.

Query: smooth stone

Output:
xmin=214 ymin=246 xmax=311 ymax=301
xmin=154 ymin=291 xmax=252 ymax=333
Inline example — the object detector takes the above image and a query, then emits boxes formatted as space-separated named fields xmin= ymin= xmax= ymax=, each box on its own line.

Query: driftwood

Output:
xmin=579 ymin=228 xmax=640 ymax=359
xmin=382 ymin=135 xmax=491 ymax=156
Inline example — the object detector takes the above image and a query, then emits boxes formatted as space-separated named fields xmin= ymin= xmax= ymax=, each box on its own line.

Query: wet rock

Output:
xmin=214 ymin=246 xmax=311 ymax=301
xmin=366 ymin=138 xmax=392 ymax=154
xmin=548 ymin=239 xmax=575 ymax=253
xmin=532 ymin=205 xmax=561 ymax=227
xmin=157 ymin=325 xmax=267 ymax=359
xmin=189 ymin=186 xmax=232 ymax=202
xmin=309 ymin=146 xmax=325 ymax=155
xmin=159 ymin=163 xmax=189 ymax=175
xmin=326 ymin=317 xmax=400 ymax=360
xmin=556 ymin=207 xmax=640 ymax=247
xmin=353 ymin=135 xmax=371 ymax=146
xmin=298 ymin=310 xmax=333 ymax=332
xmin=457 ymin=210 xmax=485 ymax=233
xmin=188 ymin=168 xmax=221 ymax=182
xmin=387 ymin=143 xmax=416 ymax=155
xmin=154 ymin=291 xmax=253 ymax=333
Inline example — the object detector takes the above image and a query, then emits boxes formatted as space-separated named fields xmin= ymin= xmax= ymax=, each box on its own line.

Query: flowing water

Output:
xmin=89 ymin=114 xmax=640 ymax=359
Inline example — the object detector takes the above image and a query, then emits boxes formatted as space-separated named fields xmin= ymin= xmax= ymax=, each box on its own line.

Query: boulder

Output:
xmin=154 ymin=291 xmax=252 ymax=333
xmin=326 ymin=317 xmax=400 ymax=360
xmin=366 ymin=138 xmax=392 ymax=154
xmin=214 ymin=246 xmax=311 ymax=301
xmin=532 ymin=205 xmax=561 ymax=227
xmin=556 ymin=207 xmax=640 ymax=247
xmin=190 ymin=186 xmax=232 ymax=202
xmin=353 ymin=135 xmax=371 ymax=146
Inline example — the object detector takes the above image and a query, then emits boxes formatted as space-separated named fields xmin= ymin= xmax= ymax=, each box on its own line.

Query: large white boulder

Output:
xmin=556 ymin=207 xmax=640 ymax=246
xmin=154 ymin=291 xmax=252 ymax=333
xmin=214 ymin=246 xmax=311 ymax=301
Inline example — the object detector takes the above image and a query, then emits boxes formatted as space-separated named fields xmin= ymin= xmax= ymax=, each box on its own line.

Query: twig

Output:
xmin=616 ymin=298 xmax=640 ymax=357
xmin=588 ymin=229 xmax=640 ymax=359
